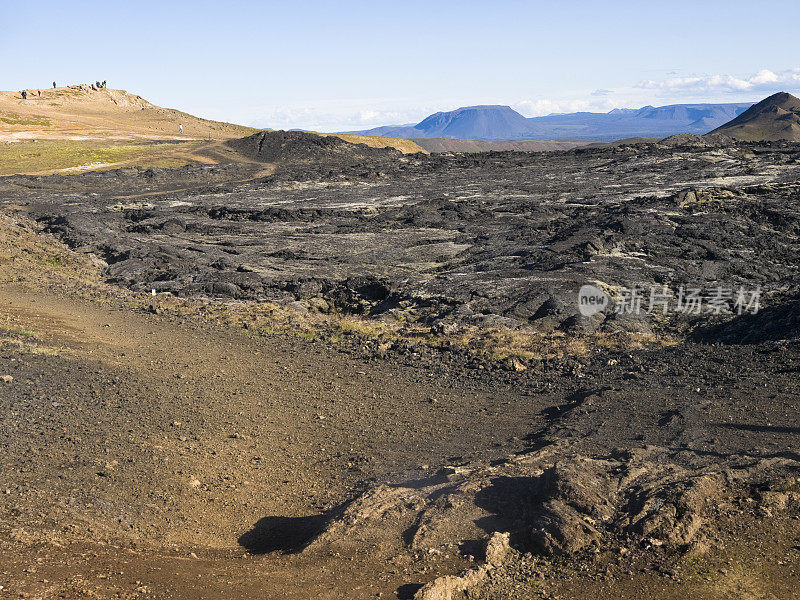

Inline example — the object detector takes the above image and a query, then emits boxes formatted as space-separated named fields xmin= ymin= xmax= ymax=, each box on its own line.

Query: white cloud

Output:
xmin=636 ymin=68 xmax=800 ymax=96
xmin=751 ymin=69 xmax=781 ymax=85
xmin=243 ymin=98 xmax=443 ymax=131
xmin=511 ymin=68 xmax=800 ymax=121
xmin=224 ymin=66 xmax=800 ymax=132
xmin=355 ymin=109 xmax=410 ymax=125
xmin=513 ymin=97 xmax=617 ymax=117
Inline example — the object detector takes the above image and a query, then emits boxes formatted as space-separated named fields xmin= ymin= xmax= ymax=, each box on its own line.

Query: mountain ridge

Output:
xmin=347 ymin=101 xmax=753 ymax=141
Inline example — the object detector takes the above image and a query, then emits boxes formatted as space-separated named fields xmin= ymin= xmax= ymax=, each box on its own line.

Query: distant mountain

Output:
xmin=347 ymin=102 xmax=754 ymax=142
xmin=711 ymin=92 xmax=800 ymax=141
xmin=350 ymin=106 xmax=533 ymax=140
xmin=415 ymin=105 xmax=534 ymax=139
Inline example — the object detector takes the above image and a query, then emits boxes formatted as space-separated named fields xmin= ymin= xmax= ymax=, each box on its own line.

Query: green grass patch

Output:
xmin=295 ymin=330 xmax=319 ymax=341
xmin=0 ymin=139 xmax=202 ymax=176
xmin=680 ymin=555 xmax=719 ymax=583
xmin=0 ymin=112 xmax=51 ymax=126
xmin=0 ymin=325 xmax=36 ymax=338
xmin=37 ymin=256 xmax=64 ymax=268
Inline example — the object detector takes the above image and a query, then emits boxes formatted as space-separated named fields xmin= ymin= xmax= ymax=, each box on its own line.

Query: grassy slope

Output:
xmin=0 ymin=139 xmax=208 ymax=176
xmin=0 ymin=134 xmax=424 ymax=176
xmin=0 ymin=87 xmax=258 ymax=141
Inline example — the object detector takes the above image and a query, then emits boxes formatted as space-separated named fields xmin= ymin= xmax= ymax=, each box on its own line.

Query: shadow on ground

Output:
xmin=473 ymin=474 xmax=540 ymax=551
xmin=239 ymin=512 xmax=332 ymax=554
xmin=396 ymin=583 xmax=425 ymax=599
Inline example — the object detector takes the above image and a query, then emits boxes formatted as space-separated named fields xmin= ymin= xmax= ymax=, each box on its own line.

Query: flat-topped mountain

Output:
xmin=711 ymin=92 xmax=800 ymax=141
xmin=348 ymin=105 xmax=534 ymax=140
xmin=413 ymin=105 xmax=534 ymax=139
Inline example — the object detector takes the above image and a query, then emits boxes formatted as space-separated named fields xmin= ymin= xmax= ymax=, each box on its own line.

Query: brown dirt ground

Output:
xmin=0 ymin=212 xmax=536 ymax=598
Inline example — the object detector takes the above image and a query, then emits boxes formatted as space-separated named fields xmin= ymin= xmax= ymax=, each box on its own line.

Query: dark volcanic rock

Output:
xmin=3 ymin=139 xmax=800 ymax=341
xmin=693 ymin=292 xmax=800 ymax=344
xmin=226 ymin=130 xmax=399 ymax=163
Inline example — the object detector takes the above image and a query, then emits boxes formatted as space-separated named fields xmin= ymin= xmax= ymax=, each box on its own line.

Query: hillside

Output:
xmin=349 ymin=101 xmax=753 ymax=141
xmin=0 ymin=85 xmax=422 ymax=175
xmin=0 ymin=84 xmax=256 ymax=141
xmin=710 ymin=91 xmax=800 ymax=141
xmin=316 ymin=132 xmax=426 ymax=154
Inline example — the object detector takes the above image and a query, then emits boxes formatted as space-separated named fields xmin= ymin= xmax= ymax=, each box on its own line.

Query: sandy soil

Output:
xmin=0 ymin=277 xmax=534 ymax=598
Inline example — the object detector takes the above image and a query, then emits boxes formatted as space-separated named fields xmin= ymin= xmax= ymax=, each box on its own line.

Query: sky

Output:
xmin=3 ymin=0 xmax=800 ymax=131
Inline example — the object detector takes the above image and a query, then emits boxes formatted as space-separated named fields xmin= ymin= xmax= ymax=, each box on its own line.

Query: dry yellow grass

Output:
xmin=0 ymin=85 xmax=256 ymax=143
xmin=315 ymin=132 xmax=427 ymax=154
xmin=0 ymin=85 xmax=263 ymax=175
xmin=0 ymin=139 xmax=207 ymax=176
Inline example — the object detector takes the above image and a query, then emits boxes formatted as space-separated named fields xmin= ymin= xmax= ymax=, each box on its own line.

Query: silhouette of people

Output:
xmin=37 ymin=90 xmax=41 ymax=97
xmin=21 ymin=90 xmax=27 ymax=100
xmin=179 ymin=124 xmax=183 ymax=134
xmin=53 ymin=81 xmax=56 ymax=88
xmin=102 ymin=80 xmax=107 ymax=88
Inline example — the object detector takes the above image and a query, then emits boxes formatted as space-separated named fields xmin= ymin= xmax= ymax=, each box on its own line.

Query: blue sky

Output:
xmin=3 ymin=0 xmax=799 ymax=131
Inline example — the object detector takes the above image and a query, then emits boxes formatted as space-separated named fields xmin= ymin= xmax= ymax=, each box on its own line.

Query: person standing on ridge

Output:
xmin=53 ymin=81 xmax=56 ymax=88
xmin=21 ymin=90 xmax=27 ymax=100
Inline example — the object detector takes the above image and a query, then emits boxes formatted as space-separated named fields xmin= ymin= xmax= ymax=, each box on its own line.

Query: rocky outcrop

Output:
xmin=303 ymin=445 xmax=799 ymax=558
xmin=297 ymin=443 xmax=800 ymax=599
